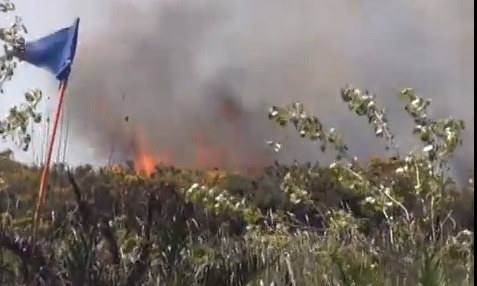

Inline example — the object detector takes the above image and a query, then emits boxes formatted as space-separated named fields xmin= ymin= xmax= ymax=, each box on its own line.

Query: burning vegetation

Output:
xmin=119 ymin=92 xmax=272 ymax=176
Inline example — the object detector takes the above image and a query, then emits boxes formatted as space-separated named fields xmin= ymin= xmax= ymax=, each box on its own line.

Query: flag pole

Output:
xmin=33 ymin=80 xmax=68 ymax=237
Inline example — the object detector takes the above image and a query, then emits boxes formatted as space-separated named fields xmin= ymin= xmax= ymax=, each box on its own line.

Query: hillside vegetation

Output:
xmin=0 ymin=87 xmax=474 ymax=286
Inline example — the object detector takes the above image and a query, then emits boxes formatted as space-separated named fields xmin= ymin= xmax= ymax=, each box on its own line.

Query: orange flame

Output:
xmin=133 ymin=129 xmax=161 ymax=175
xmin=194 ymin=132 xmax=223 ymax=169
xmin=129 ymin=96 xmax=269 ymax=175
xmin=134 ymin=136 xmax=156 ymax=175
xmin=135 ymin=150 xmax=156 ymax=175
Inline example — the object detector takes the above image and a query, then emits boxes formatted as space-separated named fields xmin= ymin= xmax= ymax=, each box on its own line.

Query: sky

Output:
xmin=0 ymin=0 xmax=106 ymax=165
xmin=0 ymin=0 xmax=158 ymax=166
xmin=0 ymin=0 xmax=474 ymax=177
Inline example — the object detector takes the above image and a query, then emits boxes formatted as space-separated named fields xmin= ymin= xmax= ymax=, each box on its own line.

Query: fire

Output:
xmin=128 ymin=95 xmax=270 ymax=175
xmin=131 ymin=131 xmax=267 ymax=175
xmin=135 ymin=151 xmax=156 ymax=175
xmin=133 ymin=132 xmax=228 ymax=174
xmin=133 ymin=129 xmax=167 ymax=175
xmin=194 ymin=132 xmax=223 ymax=169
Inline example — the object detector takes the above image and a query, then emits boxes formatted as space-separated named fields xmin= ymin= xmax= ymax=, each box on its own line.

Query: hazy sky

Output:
xmin=0 ymin=0 xmax=474 ymax=175
xmin=0 ymin=0 xmax=105 ymax=165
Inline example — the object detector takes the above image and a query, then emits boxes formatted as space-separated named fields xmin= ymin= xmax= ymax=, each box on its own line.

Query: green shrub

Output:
xmin=0 ymin=86 xmax=473 ymax=286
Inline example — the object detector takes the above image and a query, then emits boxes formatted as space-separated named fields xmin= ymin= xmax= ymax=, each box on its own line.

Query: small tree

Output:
xmin=0 ymin=0 xmax=43 ymax=152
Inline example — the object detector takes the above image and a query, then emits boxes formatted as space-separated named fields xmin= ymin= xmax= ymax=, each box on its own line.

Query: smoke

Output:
xmin=65 ymin=0 xmax=474 ymax=176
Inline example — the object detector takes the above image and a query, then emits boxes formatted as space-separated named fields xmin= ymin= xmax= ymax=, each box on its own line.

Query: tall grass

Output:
xmin=0 ymin=87 xmax=474 ymax=285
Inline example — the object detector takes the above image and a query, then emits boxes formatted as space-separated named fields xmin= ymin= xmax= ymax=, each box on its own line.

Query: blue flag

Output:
xmin=18 ymin=18 xmax=80 ymax=82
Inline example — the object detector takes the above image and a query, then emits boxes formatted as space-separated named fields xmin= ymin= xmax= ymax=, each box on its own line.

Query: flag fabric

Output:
xmin=17 ymin=18 xmax=80 ymax=82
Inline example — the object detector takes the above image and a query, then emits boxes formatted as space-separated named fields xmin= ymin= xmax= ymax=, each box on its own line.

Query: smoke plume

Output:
xmin=65 ymin=0 xmax=474 ymax=176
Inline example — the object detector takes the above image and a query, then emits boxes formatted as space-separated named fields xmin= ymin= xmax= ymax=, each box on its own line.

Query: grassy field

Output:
xmin=0 ymin=88 xmax=474 ymax=286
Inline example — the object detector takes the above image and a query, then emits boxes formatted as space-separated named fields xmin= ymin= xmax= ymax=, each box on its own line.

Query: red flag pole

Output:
xmin=33 ymin=80 xmax=68 ymax=237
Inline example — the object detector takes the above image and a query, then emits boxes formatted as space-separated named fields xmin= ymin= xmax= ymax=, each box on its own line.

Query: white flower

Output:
xmin=460 ymin=229 xmax=473 ymax=236
xmin=266 ymin=140 xmax=282 ymax=153
xmin=365 ymin=197 xmax=376 ymax=204
xmin=216 ymin=193 xmax=224 ymax=201
xmin=385 ymin=201 xmax=394 ymax=207
xmin=423 ymin=145 xmax=433 ymax=152
xmin=411 ymin=98 xmax=420 ymax=106
xmin=187 ymin=183 xmax=199 ymax=193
